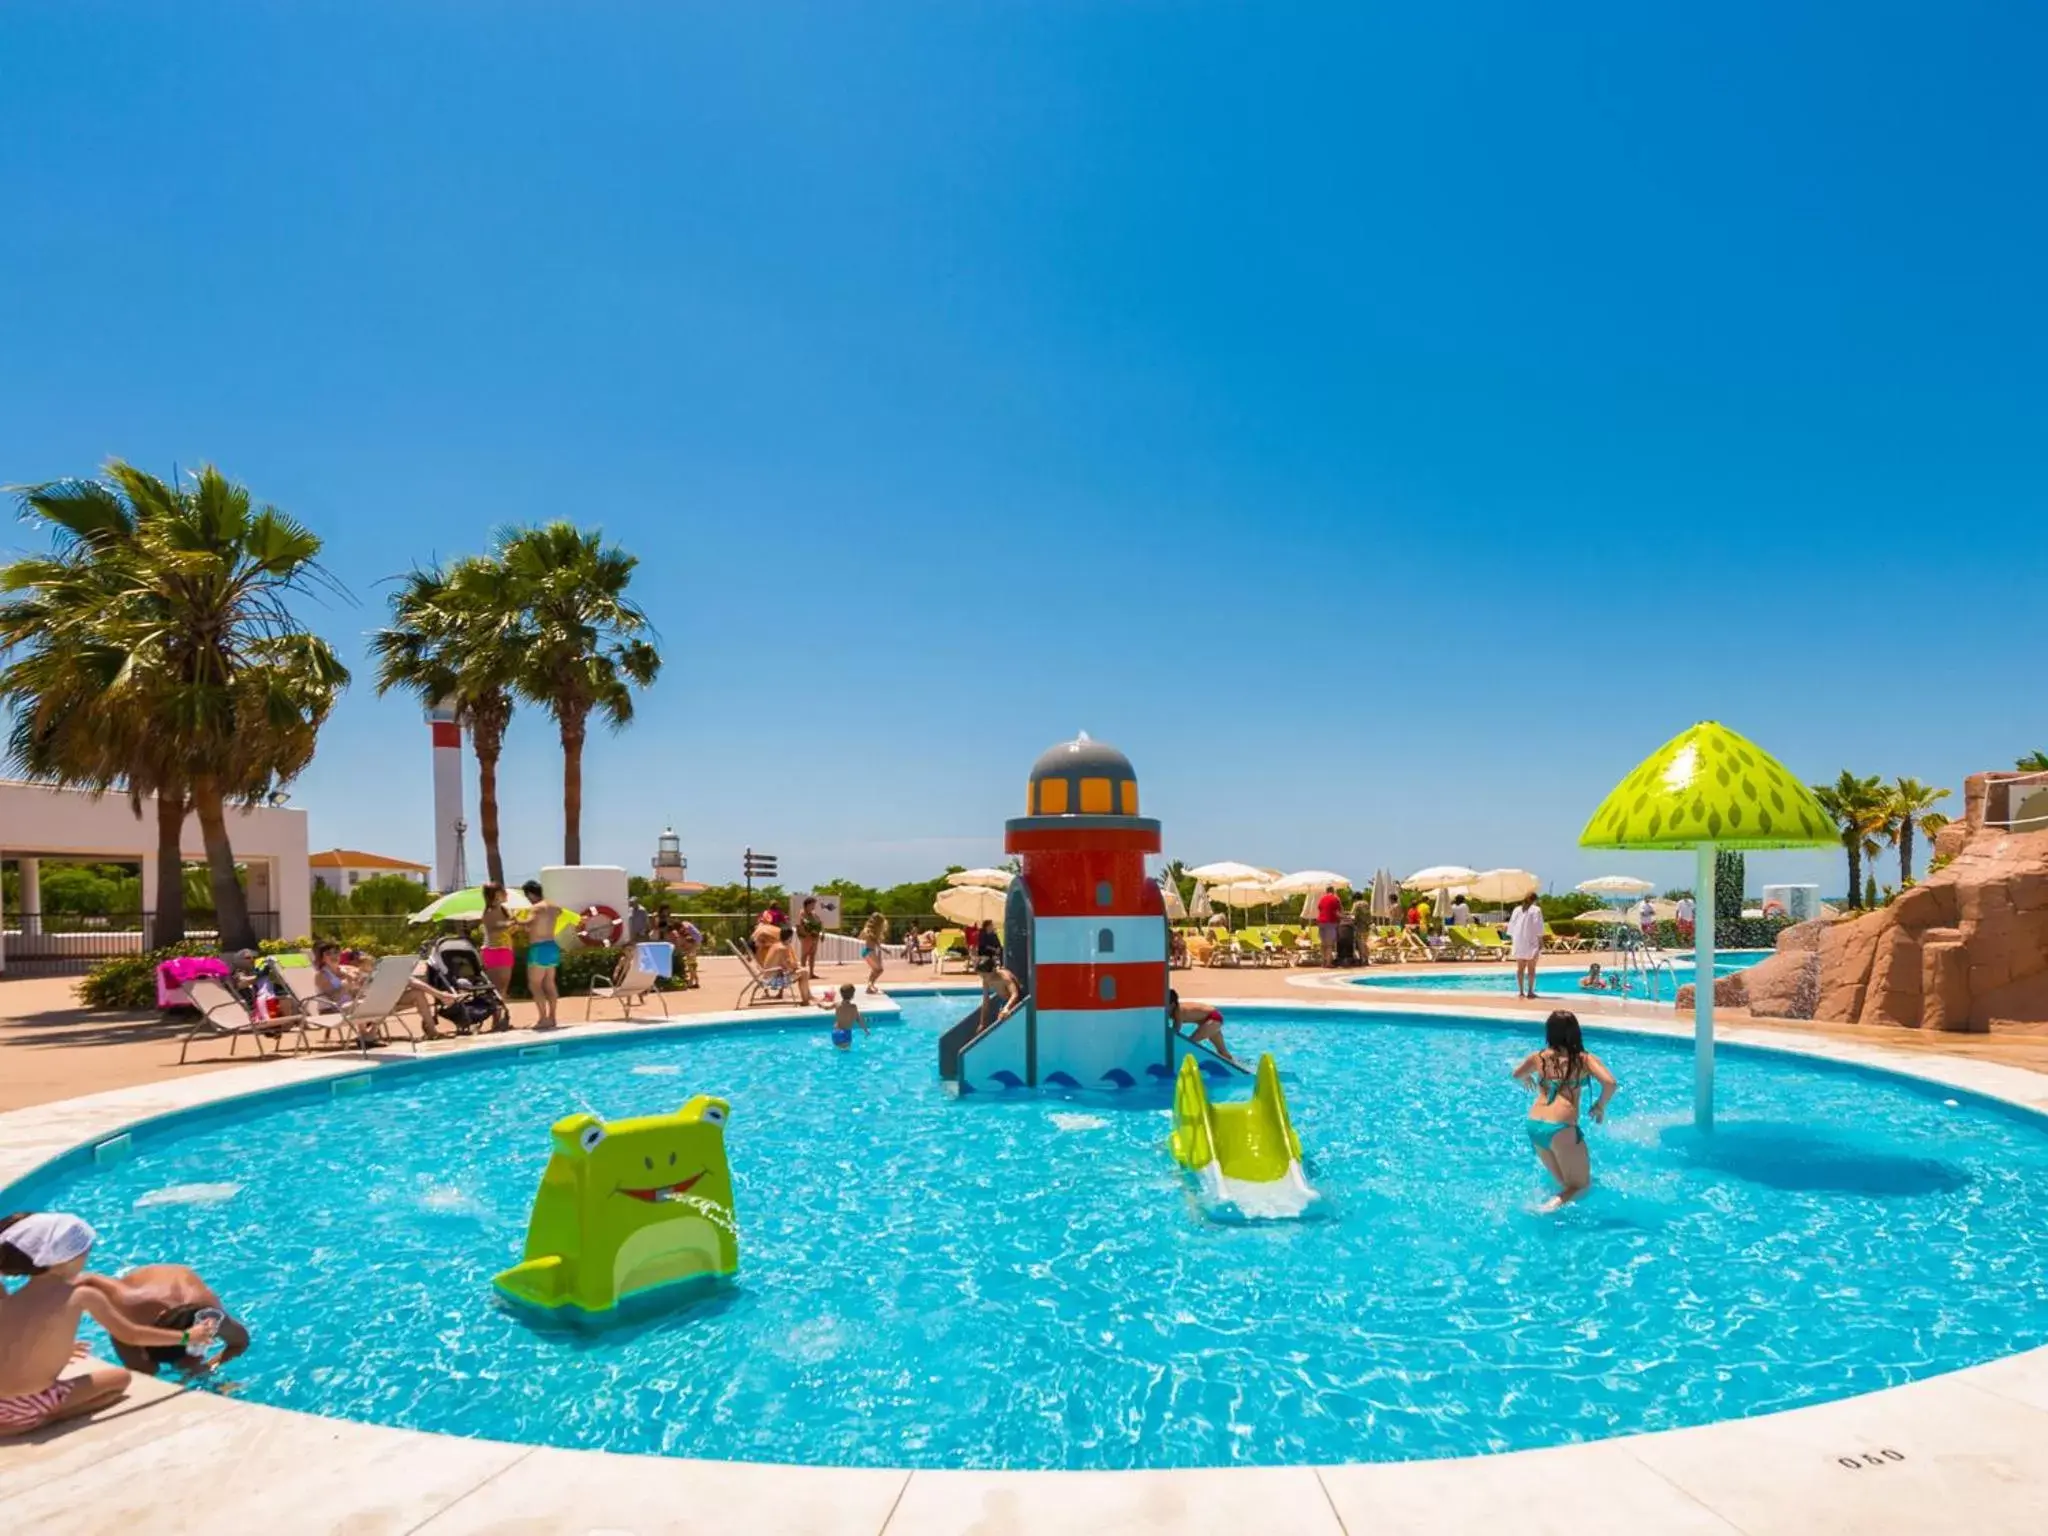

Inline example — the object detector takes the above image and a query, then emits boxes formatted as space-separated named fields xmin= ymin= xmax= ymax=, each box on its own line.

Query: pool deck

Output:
xmin=5 ymin=966 xmax=2048 ymax=1532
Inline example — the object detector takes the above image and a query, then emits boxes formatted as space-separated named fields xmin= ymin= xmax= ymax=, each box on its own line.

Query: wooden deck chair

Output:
xmin=179 ymin=978 xmax=309 ymax=1064
xmin=729 ymin=940 xmax=803 ymax=1009
xmin=588 ymin=945 xmax=669 ymax=1020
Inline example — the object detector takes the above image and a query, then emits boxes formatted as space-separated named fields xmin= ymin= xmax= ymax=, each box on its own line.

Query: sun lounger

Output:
xmin=178 ymin=977 xmax=310 ymax=1063
xmin=588 ymin=946 xmax=669 ymax=1020
xmin=1544 ymin=923 xmax=1586 ymax=953
xmin=934 ymin=929 xmax=972 ymax=975
xmin=307 ymin=955 xmax=423 ymax=1054
xmin=730 ymin=940 xmax=804 ymax=1009
xmin=1448 ymin=925 xmax=1510 ymax=961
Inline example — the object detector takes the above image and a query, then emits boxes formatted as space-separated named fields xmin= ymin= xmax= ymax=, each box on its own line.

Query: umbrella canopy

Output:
xmin=1463 ymin=868 xmax=1539 ymax=904
xmin=1189 ymin=883 xmax=1214 ymax=923
xmin=1579 ymin=720 xmax=1835 ymax=852
xmin=1405 ymin=865 xmax=1479 ymax=890
xmin=408 ymin=885 xmax=533 ymax=925
xmin=1575 ymin=875 xmax=1654 ymax=898
xmin=945 ymin=868 xmax=1014 ymax=889
xmin=1185 ymin=860 xmax=1271 ymax=884
xmin=1370 ymin=869 xmax=1402 ymax=921
xmin=1581 ymin=720 xmax=1838 ymax=1135
xmin=1268 ymin=870 xmax=1352 ymax=895
xmin=1158 ymin=876 xmax=1187 ymax=921
xmin=934 ymin=884 xmax=1007 ymax=928
xmin=1210 ymin=880 xmax=1275 ymax=908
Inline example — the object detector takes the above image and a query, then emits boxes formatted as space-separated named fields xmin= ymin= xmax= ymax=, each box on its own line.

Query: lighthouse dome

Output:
xmin=1025 ymin=734 xmax=1140 ymax=818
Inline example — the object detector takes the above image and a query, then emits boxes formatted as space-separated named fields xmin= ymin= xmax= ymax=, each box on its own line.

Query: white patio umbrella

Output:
xmin=934 ymin=883 xmax=1007 ymax=928
xmin=1464 ymin=868 xmax=1540 ymax=905
xmin=1268 ymin=869 xmax=1353 ymax=895
xmin=1370 ymin=869 xmax=1401 ymax=921
xmin=1189 ymin=883 xmax=1214 ymax=924
xmin=945 ymin=868 xmax=1013 ymax=889
xmin=1406 ymin=865 xmax=1478 ymax=920
xmin=1185 ymin=860 xmax=1271 ymax=884
xmin=1210 ymin=879 xmax=1274 ymax=929
xmin=1406 ymin=864 xmax=1479 ymax=891
xmin=1158 ymin=875 xmax=1187 ymax=921
xmin=1576 ymin=875 xmax=1655 ymax=898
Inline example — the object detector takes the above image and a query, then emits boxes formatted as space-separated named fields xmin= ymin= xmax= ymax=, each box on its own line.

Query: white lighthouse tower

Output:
xmin=428 ymin=701 xmax=467 ymax=893
xmin=651 ymin=827 xmax=688 ymax=890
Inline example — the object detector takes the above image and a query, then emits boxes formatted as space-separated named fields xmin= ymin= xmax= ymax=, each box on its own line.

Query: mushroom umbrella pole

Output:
xmin=1579 ymin=721 xmax=1836 ymax=1131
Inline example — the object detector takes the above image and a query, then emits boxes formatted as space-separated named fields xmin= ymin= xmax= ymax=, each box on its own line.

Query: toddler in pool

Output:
xmin=823 ymin=984 xmax=869 ymax=1049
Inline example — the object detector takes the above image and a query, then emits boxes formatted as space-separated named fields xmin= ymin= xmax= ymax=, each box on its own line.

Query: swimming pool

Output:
xmin=1347 ymin=950 xmax=1773 ymax=1000
xmin=9 ymin=996 xmax=2048 ymax=1471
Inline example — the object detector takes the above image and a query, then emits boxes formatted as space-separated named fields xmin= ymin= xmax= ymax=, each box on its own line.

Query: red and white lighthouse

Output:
xmin=951 ymin=734 xmax=1173 ymax=1091
xmin=428 ymin=700 xmax=466 ymax=893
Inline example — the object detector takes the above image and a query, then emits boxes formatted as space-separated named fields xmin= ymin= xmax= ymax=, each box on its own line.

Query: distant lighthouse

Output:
xmin=945 ymin=734 xmax=1182 ymax=1092
xmin=427 ymin=701 xmax=466 ymax=893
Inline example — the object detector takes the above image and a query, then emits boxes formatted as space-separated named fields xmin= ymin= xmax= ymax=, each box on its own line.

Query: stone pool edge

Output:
xmin=3 ymin=993 xmax=2048 ymax=1534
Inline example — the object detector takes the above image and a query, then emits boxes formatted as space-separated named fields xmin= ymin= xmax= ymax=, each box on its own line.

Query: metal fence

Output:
xmin=0 ymin=911 xmax=283 ymax=973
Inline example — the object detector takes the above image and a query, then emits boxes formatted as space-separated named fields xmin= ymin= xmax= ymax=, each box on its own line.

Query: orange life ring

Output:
xmin=579 ymin=904 xmax=625 ymax=946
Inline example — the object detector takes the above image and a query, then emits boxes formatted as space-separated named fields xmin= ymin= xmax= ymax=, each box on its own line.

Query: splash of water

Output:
xmin=134 ymin=1182 xmax=242 ymax=1209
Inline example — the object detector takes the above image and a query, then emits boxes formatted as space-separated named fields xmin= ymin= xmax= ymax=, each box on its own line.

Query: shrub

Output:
xmin=78 ymin=941 xmax=221 ymax=1011
xmin=1713 ymin=851 xmax=1745 ymax=922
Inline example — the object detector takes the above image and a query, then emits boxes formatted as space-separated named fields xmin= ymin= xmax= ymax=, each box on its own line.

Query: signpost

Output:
xmin=743 ymin=848 xmax=779 ymax=912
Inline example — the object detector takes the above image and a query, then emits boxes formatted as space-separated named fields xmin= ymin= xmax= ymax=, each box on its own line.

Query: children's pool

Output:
xmin=10 ymin=996 xmax=2048 ymax=1470
xmin=1349 ymin=950 xmax=1773 ymax=1001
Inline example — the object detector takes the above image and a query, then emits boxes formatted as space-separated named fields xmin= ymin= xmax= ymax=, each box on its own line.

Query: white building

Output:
xmin=0 ymin=779 xmax=311 ymax=974
xmin=310 ymin=848 xmax=431 ymax=895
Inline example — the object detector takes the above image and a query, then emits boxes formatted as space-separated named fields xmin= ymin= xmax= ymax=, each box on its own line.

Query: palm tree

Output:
xmin=3 ymin=476 xmax=196 ymax=941
xmin=496 ymin=522 xmax=661 ymax=863
xmin=1885 ymin=777 xmax=1951 ymax=887
xmin=1812 ymin=771 xmax=1887 ymax=909
xmin=2019 ymin=751 xmax=2048 ymax=773
xmin=371 ymin=558 xmax=520 ymax=886
xmin=3 ymin=464 xmax=347 ymax=950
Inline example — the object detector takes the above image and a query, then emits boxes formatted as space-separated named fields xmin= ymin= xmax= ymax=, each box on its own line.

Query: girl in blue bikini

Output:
xmin=1512 ymin=1010 xmax=1618 ymax=1211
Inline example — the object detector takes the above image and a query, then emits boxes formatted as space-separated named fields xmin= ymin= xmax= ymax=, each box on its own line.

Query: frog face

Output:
xmin=550 ymin=1096 xmax=733 ymax=1212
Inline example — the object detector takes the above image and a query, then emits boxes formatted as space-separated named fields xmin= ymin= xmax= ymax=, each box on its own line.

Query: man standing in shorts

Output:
xmin=1315 ymin=885 xmax=1343 ymax=966
xmin=521 ymin=880 xmax=566 ymax=1030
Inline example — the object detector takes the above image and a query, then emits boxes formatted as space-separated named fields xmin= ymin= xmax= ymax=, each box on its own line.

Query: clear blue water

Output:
xmin=1350 ymin=950 xmax=1772 ymax=1001
xmin=10 ymin=996 xmax=2048 ymax=1470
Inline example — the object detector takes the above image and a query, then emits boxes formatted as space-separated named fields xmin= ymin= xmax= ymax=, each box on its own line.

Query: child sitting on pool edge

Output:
xmin=0 ymin=1212 xmax=220 ymax=1436
xmin=822 ymin=984 xmax=869 ymax=1049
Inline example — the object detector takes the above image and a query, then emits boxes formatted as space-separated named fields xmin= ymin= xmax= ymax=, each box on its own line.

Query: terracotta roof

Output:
xmin=309 ymin=849 xmax=431 ymax=872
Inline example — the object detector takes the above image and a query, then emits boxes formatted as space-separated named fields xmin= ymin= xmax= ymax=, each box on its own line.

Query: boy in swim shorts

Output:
xmin=822 ymin=984 xmax=868 ymax=1049
xmin=0 ymin=1212 xmax=219 ymax=1436
xmin=521 ymin=880 xmax=566 ymax=1030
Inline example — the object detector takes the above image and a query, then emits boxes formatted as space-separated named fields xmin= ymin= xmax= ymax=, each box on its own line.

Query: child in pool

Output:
xmin=822 ymin=984 xmax=869 ymax=1049
xmin=1580 ymin=962 xmax=1609 ymax=991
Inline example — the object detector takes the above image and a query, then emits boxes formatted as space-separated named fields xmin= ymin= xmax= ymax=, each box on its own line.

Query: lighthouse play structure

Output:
xmin=939 ymin=735 xmax=1243 ymax=1094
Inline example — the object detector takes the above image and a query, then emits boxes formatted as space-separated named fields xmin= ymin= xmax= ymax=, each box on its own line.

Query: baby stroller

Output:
xmin=419 ymin=934 xmax=512 ymax=1034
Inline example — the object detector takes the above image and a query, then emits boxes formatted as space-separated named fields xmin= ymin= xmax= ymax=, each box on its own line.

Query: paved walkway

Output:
xmin=6 ymin=963 xmax=2048 ymax=1532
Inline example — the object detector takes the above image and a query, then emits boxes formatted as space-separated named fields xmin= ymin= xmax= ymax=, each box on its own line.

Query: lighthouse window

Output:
xmin=1098 ymin=976 xmax=1117 ymax=1001
xmin=1120 ymin=780 xmax=1139 ymax=814
xmin=1079 ymin=777 xmax=1113 ymax=814
xmin=1097 ymin=927 xmax=1115 ymax=954
xmin=1095 ymin=881 xmax=1113 ymax=908
xmin=1037 ymin=778 xmax=1069 ymax=815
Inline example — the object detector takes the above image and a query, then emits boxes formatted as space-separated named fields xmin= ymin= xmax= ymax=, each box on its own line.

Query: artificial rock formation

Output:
xmin=1714 ymin=772 xmax=2048 ymax=1031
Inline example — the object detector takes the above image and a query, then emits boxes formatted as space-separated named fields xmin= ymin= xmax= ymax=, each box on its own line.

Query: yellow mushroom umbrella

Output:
xmin=1580 ymin=720 xmax=1835 ymax=1130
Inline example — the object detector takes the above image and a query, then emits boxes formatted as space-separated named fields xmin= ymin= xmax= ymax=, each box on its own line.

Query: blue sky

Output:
xmin=3 ymin=3 xmax=2043 ymax=899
